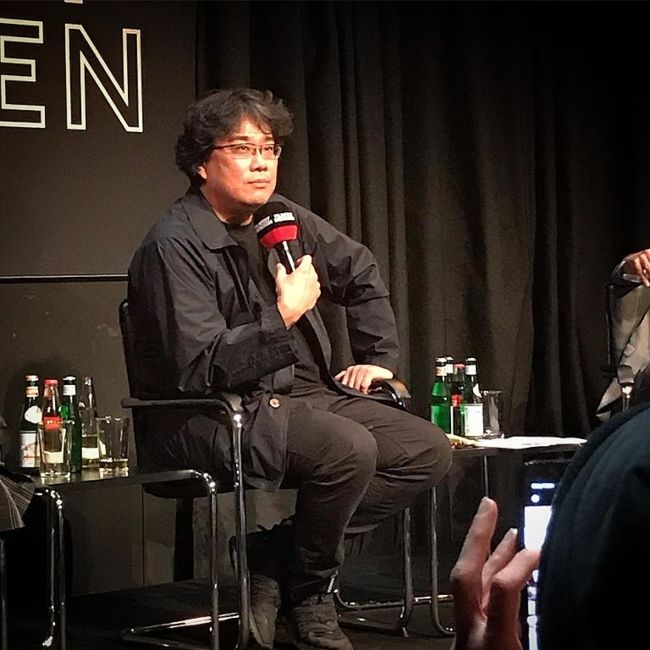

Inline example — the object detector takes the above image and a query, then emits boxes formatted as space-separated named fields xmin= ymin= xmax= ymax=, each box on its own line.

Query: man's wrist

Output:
xmin=277 ymin=301 xmax=299 ymax=328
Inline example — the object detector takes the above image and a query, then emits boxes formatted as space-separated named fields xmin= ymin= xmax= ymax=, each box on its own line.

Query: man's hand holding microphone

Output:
xmin=275 ymin=254 xmax=320 ymax=327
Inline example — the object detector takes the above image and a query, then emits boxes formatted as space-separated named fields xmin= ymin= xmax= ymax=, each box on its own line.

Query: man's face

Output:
xmin=198 ymin=118 xmax=278 ymax=225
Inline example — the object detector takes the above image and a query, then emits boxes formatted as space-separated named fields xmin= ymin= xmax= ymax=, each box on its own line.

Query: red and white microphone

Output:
xmin=253 ymin=201 xmax=301 ymax=272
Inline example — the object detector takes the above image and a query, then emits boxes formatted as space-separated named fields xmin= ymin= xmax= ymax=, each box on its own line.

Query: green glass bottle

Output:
xmin=430 ymin=357 xmax=451 ymax=433
xmin=60 ymin=375 xmax=82 ymax=473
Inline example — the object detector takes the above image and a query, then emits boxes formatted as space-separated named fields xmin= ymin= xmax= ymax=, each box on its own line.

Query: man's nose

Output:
xmin=250 ymin=148 xmax=268 ymax=168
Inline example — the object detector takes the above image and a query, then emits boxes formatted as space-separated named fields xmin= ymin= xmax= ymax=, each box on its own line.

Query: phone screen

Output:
xmin=520 ymin=460 xmax=569 ymax=650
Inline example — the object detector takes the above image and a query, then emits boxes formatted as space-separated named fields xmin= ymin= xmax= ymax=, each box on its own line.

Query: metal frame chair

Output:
xmin=119 ymin=299 xmax=252 ymax=650
xmin=599 ymin=281 xmax=650 ymax=416
xmin=119 ymin=298 xmax=427 ymax=647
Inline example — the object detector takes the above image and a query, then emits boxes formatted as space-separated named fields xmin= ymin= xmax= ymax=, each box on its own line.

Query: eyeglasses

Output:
xmin=212 ymin=142 xmax=282 ymax=160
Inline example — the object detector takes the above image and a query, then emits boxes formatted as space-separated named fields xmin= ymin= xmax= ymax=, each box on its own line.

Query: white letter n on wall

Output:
xmin=65 ymin=24 xmax=143 ymax=132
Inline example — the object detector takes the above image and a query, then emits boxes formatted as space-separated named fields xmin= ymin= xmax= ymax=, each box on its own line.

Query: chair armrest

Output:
xmin=368 ymin=378 xmax=411 ymax=410
xmin=616 ymin=364 xmax=635 ymax=389
xmin=121 ymin=392 xmax=243 ymax=426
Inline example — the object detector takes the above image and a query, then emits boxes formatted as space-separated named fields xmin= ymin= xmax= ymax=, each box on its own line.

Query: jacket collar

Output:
xmin=180 ymin=187 xmax=287 ymax=251
xmin=180 ymin=188 xmax=238 ymax=251
xmin=180 ymin=188 xmax=288 ymax=252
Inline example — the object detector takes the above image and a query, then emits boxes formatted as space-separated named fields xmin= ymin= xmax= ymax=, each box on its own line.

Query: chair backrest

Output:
xmin=119 ymin=298 xmax=208 ymax=500
xmin=598 ymin=282 xmax=650 ymax=418
xmin=119 ymin=299 xmax=138 ymax=397
xmin=119 ymin=298 xmax=156 ymax=472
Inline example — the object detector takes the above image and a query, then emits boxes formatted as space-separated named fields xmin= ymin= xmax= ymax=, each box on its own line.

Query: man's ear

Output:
xmin=197 ymin=164 xmax=207 ymax=181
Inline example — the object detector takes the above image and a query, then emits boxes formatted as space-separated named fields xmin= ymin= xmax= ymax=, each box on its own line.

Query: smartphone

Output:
xmin=519 ymin=458 xmax=570 ymax=650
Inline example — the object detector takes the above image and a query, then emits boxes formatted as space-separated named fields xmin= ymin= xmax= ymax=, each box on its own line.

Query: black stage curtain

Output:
xmin=196 ymin=1 xmax=650 ymax=438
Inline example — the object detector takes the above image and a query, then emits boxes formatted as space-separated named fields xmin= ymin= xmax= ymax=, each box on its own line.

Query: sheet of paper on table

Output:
xmin=477 ymin=436 xmax=587 ymax=449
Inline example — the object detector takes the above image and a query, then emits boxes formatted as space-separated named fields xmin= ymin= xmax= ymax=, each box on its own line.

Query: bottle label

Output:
xmin=63 ymin=384 xmax=76 ymax=396
xmin=82 ymin=446 xmax=100 ymax=460
xmin=19 ymin=432 xmax=38 ymax=468
xmin=24 ymin=405 xmax=42 ymax=424
xmin=463 ymin=403 xmax=484 ymax=438
xmin=26 ymin=386 xmax=39 ymax=398
xmin=43 ymin=415 xmax=62 ymax=431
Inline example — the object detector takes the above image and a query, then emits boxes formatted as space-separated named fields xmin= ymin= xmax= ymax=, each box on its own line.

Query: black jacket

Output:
xmin=127 ymin=189 xmax=399 ymax=489
xmin=537 ymin=402 xmax=650 ymax=649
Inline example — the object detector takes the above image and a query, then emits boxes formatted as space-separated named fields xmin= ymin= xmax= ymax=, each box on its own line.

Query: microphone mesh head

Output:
xmin=253 ymin=201 xmax=299 ymax=249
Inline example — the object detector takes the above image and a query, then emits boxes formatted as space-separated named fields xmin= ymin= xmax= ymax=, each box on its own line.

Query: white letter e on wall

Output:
xmin=0 ymin=18 xmax=45 ymax=129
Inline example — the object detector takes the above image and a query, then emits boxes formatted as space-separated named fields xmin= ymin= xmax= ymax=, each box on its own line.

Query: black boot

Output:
xmin=284 ymin=590 xmax=353 ymax=650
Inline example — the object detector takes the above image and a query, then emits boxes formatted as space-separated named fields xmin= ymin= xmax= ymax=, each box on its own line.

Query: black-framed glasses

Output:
xmin=212 ymin=142 xmax=282 ymax=160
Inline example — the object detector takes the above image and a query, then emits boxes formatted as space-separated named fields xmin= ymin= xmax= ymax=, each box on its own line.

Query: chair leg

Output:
xmin=426 ymin=486 xmax=454 ymax=637
xmin=230 ymin=411 xmax=251 ymax=650
xmin=0 ymin=539 xmax=6 ymax=650
xmin=120 ymin=473 xmax=223 ymax=650
xmin=121 ymin=408 xmax=250 ymax=650
xmin=38 ymin=487 xmax=67 ymax=650
xmin=336 ymin=487 xmax=456 ymax=638
xmin=335 ymin=507 xmax=414 ymax=636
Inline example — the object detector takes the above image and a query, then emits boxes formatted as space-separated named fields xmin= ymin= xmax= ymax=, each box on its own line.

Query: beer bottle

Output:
xmin=445 ymin=357 xmax=454 ymax=381
xmin=78 ymin=376 xmax=99 ymax=468
xmin=430 ymin=357 xmax=451 ymax=433
xmin=60 ymin=376 xmax=82 ymax=473
xmin=450 ymin=362 xmax=465 ymax=436
xmin=18 ymin=374 xmax=42 ymax=474
xmin=461 ymin=357 xmax=484 ymax=438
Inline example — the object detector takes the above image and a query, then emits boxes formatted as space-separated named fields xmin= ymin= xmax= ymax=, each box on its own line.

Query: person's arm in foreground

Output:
xmin=450 ymin=497 xmax=540 ymax=650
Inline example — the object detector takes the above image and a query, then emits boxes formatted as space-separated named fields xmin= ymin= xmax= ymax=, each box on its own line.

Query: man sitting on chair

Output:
xmin=127 ymin=88 xmax=452 ymax=650
xmin=598 ymin=248 xmax=650 ymax=420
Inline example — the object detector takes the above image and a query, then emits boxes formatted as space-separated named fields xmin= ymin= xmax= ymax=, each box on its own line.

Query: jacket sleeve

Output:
xmin=128 ymin=235 xmax=298 ymax=394
xmin=289 ymin=201 xmax=400 ymax=374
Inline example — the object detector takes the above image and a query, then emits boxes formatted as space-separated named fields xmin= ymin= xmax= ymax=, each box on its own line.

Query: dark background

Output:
xmin=1 ymin=0 xmax=649 ymax=594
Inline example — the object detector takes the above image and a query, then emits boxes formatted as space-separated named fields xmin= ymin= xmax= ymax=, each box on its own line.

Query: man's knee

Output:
xmin=411 ymin=419 xmax=453 ymax=487
xmin=320 ymin=422 xmax=378 ymax=483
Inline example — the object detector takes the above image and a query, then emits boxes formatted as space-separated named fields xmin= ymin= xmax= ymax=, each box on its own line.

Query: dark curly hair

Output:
xmin=175 ymin=88 xmax=294 ymax=186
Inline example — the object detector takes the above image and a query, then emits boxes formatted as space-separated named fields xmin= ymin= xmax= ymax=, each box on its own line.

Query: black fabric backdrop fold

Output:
xmin=196 ymin=1 xmax=650 ymax=438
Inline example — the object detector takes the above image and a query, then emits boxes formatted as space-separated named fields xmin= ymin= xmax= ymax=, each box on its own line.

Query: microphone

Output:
xmin=253 ymin=201 xmax=301 ymax=272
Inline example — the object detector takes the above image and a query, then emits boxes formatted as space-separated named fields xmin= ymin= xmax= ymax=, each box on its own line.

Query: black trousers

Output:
xmin=279 ymin=387 xmax=452 ymax=600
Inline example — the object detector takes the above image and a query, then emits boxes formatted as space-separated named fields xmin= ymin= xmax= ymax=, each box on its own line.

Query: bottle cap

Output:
xmin=44 ymin=378 xmax=59 ymax=386
xmin=25 ymin=374 xmax=39 ymax=382
xmin=63 ymin=375 xmax=76 ymax=382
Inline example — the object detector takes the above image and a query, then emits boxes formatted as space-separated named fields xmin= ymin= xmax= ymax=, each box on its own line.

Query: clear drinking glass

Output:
xmin=482 ymin=390 xmax=504 ymax=439
xmin=96 ymin=415 xmax=130 ymax=473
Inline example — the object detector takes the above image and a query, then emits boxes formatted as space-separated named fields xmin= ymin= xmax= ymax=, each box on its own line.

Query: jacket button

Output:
xmin=269 ymin=397 xmax=281 ymax=408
